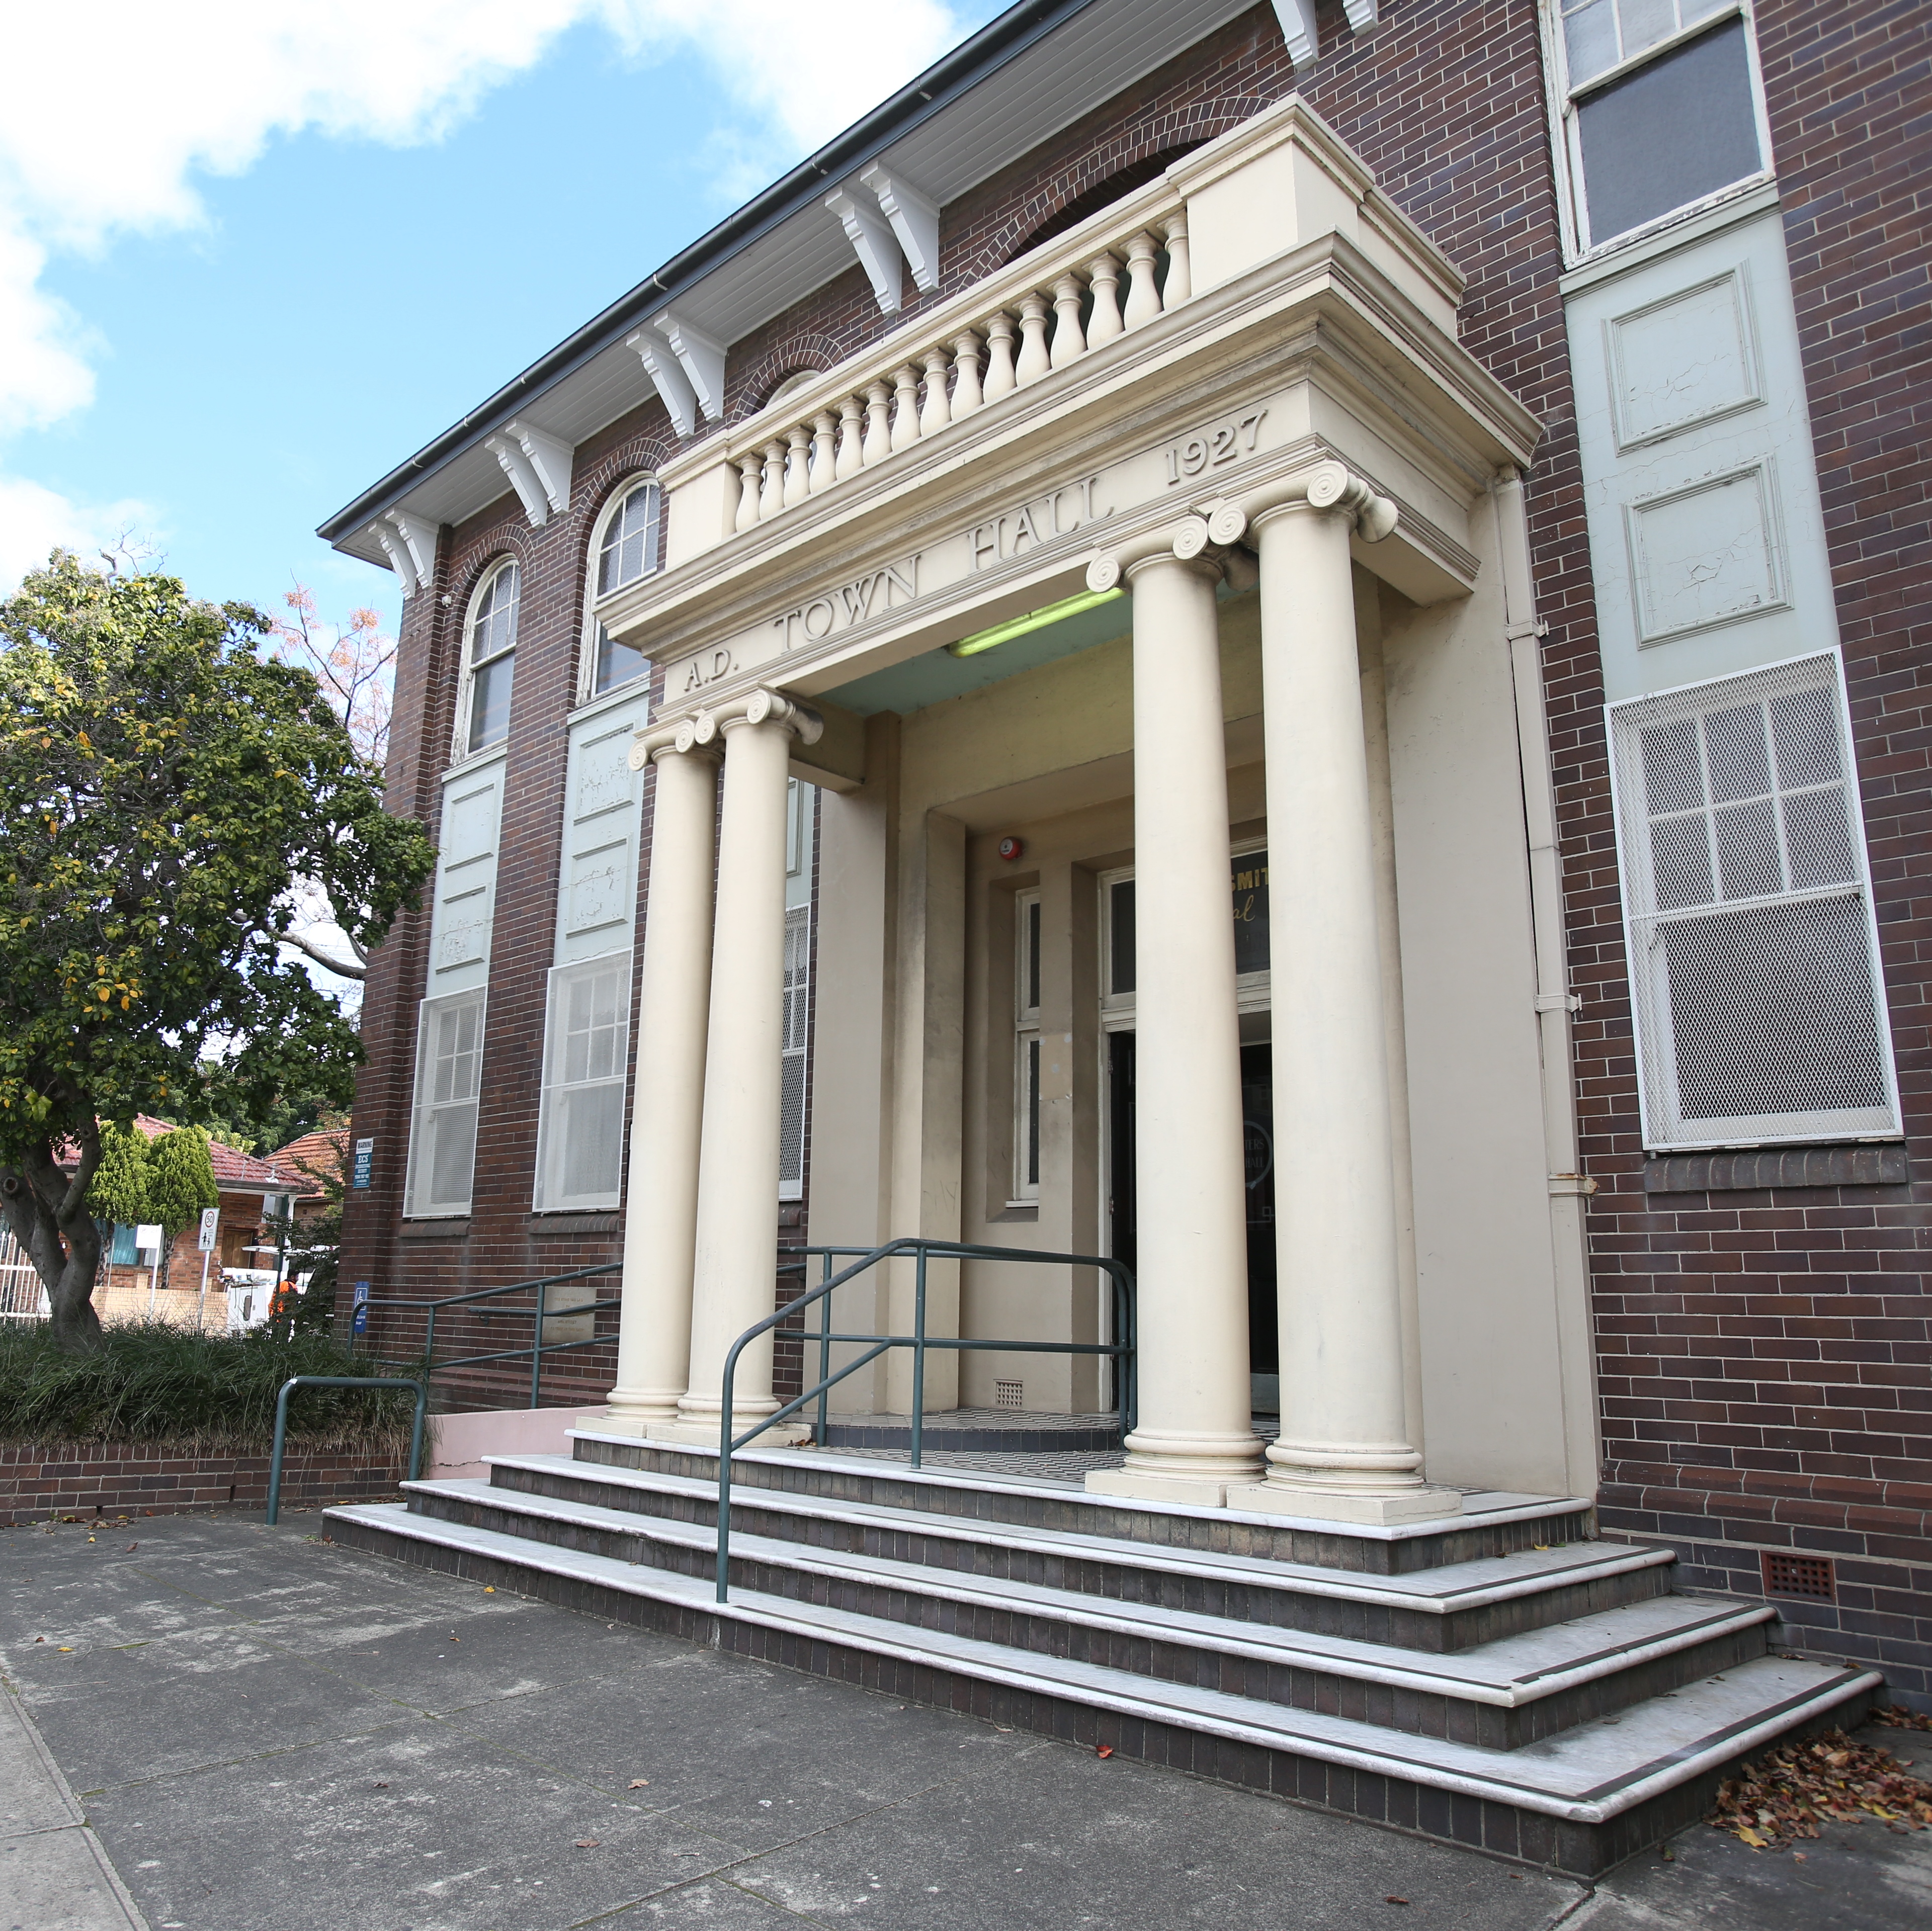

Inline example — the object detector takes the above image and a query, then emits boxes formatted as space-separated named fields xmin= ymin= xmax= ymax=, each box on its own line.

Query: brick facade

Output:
xmin=341 ymin=2 xmax=1929 ymax=1696
xmin=0 ymin=1441 xmax=408 ymax=1528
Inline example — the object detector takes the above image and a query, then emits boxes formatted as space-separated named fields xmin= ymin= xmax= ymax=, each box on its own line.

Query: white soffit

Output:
xmin=332 ymin=0 xmax=1260 ymax=567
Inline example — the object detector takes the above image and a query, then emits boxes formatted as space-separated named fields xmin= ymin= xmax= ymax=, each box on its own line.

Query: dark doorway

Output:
xmin=1107 ymin=1030 xmax=1276 ymax=1384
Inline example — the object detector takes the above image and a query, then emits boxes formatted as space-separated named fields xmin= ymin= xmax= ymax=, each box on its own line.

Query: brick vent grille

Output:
xmin=994 ymin=1380 xmax=1025 ymax=1410
xmin=1762 ymin=1551 xmax=1835 ymax=1602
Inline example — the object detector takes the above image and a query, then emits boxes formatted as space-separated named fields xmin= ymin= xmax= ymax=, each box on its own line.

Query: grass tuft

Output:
xmin=0 ymin=1322 xmax=424 ymax=1455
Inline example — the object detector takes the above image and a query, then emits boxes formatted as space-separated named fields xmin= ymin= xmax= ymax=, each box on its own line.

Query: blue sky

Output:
xmin=0 ymin=3 xmax=1004 ymax=635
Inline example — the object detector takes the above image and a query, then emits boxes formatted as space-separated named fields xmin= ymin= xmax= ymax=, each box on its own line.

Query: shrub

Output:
xmin=0 ymin=1321 xmax=425 ymax=1454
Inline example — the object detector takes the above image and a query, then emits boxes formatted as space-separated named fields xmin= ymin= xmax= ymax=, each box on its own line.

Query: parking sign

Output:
xmin=197 ymin=1206 xmax=220 ymax=1253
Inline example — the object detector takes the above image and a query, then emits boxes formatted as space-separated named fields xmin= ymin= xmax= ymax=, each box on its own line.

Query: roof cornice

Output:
xmin=316 ymin=0 xmax=1096 ymax=546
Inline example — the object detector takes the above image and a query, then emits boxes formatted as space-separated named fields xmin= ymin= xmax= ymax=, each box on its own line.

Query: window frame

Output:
xmin=579 ymin=476 xmax=661 ymax=704
xmin=1607 ymin=650 xmax=1901 ymax=1151
xmin=531 ymin=950 xmax=634 ymax=1213
xmin=1539 ymin=0 xmax=1776 ymax=266
xmin=455 ymin=557 xmax=520 ymax=763
xmin=779 ymin=903 xmax=812 ymax=1203
xmin=1011 ymin=888 xmax=1043 ymax=1207
xmin=404 ymin=988 xmax=488 ymax=1218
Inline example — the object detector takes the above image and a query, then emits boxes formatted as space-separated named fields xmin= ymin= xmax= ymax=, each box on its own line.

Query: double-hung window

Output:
xmin=1546 ymin=1 xmax=1772 ymax=256
xmin=533 ymin=954 xmax=631 ymax=1211
xmin=587 ymin=479 xmax=660 ymax=697
xmin=406 ymin=990 xmax=487 ymax=1215
xmin=1610 ymin=653 xmax=1900 ymax=1150
xmin=1013 ymin=891 xmax=1042 ymax=1205
xmin=460 ymin=561 xmax=519 ymax=755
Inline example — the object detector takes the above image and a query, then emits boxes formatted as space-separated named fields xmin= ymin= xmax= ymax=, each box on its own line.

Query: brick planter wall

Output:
xmin=0 ymin=1441 xmax=409 ymax=1528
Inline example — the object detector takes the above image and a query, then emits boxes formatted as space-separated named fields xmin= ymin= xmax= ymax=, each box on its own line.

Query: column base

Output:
xmin=1085 ymin=1467 xmax=1239 ymax=1508
xmin=653 ymin=1416 xmax=813 ymax=1450
xmin=597 ymin=1402 xmax=682 ymax=1438
xmin=1224 ymin=1480 xmax=1465 ymax=1526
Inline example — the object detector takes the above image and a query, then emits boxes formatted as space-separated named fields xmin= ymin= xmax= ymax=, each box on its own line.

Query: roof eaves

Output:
xmin=317 ymin=0 xmax=1097 ymax=548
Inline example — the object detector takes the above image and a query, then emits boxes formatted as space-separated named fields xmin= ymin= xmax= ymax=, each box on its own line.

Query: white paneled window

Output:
xmin=406 ymin=991 xmax=487 ymax=1216
xmin=533 ymin=953 xmax=632 ymax=1212
xmin=1013 ymin=890 xmax=1042 ymax=1205
xmin=459 ymin=560 xmax=519 ymax=755
xmin=1611 ymin=653 xmax=1900 ymax=1150
xmin=779 ymin=906 xmax=811 ymax=1200
xmin=586 ymin=479 xmax=660 ymax=697
xmin=1544 ymin=1 xmax=1772 ymax=257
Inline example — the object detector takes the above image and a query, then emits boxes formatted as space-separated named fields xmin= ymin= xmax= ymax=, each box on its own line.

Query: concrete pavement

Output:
xmin=1 ymin=1510 xmax=1925 ymax=1930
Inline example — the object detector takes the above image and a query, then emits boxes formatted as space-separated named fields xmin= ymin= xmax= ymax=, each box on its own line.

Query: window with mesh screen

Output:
xmin=405 ymin=990 xmax=487 ymax=1215
xmin=462 ymin=562 xmax=518 ymax=755
xmin=1610 ymin=654 xmax=1899 ymax=1150
xmin=1547 ymin=2 xmax=1768 ymax=255
xmin=590 ymin=480 xmax=659 ymax=696
xmin=779 ymin=906 xmax=811 ymax=1201
xmin=533 ymin=953 xmax=632 ymax=1212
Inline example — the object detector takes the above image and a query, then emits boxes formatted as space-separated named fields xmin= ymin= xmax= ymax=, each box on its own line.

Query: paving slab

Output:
xmin=3 ymin=1509 xmax=1927 ymax=1930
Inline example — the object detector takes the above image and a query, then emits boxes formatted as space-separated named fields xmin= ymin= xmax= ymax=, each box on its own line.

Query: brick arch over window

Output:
xmin=730 ymin=334 xmax=846 ymax=421
xmin=963 ymin=100 xmax=1272 ymax=285
xmin=570 ymin=437 xmax=674 ymax=588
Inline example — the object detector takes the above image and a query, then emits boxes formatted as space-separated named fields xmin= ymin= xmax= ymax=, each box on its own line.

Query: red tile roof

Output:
xmin=55 ymin=1116 xmax=322 ymax=1196
xmin=264 ymin=1129 xmax=345 ymax=1191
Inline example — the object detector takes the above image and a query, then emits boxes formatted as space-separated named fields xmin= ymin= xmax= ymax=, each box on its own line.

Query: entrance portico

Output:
xmin=591 ymin=99 xmax=1593 ymax=1516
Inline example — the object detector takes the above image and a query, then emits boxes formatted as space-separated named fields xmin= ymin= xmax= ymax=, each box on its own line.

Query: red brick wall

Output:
xmin=0 ymin=1441 xmax=408 ymax=1527
xmin=1570 ymin=0 xmax=1932 ymax=1705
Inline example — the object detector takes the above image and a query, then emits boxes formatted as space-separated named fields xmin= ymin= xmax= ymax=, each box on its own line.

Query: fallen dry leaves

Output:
xmin=1708 ymin=1726 xmax=1932 ymax=1849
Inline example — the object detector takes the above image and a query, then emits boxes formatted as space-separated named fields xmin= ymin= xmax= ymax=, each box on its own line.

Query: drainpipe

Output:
xmin=1493 ymin=468 xmax=1601 ymax=1501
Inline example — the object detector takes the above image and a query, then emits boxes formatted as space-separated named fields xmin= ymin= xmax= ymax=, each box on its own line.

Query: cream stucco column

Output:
xmin=604 ymin=727 xmax=720 ymax=1434
xmin=1085 ymin=519 xmax=1265 ymax=1507
xmin=662 ymin=689 xmax=824 ymax=1447
xmin=1228 ymin=462 xmax=1460 ymax=1524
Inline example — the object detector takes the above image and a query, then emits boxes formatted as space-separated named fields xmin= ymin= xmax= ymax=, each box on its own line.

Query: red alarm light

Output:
xmin=998 ymin=836 xmax=1024 ymax=862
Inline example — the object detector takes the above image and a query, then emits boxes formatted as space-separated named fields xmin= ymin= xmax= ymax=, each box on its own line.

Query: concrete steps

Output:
xmin=323 ymin=1430 xmax=1878 ymax=1875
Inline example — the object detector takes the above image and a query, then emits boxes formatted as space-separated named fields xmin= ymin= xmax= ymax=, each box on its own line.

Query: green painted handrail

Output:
xmin=266 ymin=1375 xmax=427 ymax=1526
xmin=716 ymin=1238 xmax=1135 ymax=1603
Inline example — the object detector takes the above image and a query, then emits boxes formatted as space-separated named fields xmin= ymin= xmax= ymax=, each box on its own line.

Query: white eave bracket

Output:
xmin=367 ymin=509 xmax=439 ymax=595
xmin=1272 ymin=0 xmax=1379 ymax=66
xmin=628 ymin=327 xmax=699 ymax=438
xmin=654 ymin=309 xmax=728 ymax=425
xmin=825 ymin=185 xmax=905 ymax=314
xmin=484 ymin=419 xmax=575 ymax=526
xmin=860 ymin=164 xmax=940 ymax=296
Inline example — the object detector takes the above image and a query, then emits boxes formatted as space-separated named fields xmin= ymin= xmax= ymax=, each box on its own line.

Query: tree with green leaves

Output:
xmin=0 ymin=553 xmax=436 ymax=1351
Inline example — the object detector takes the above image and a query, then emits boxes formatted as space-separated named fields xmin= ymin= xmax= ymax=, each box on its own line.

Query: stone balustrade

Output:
xmin=729 ymin=208 xmax=1192 ymax=534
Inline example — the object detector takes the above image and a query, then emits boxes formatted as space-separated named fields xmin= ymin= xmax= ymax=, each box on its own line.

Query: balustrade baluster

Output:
xmin=889 ymin=364 xmax=921 ymax=453
xmin=835 ymin=396 xmax=865 ymax=481
xmin=1162 ymin=212 xmax=1192 ymax=309
xmin=783 ymin=424 xmax=811 ymax=508
xmin=1122 ymin=232 xmax=1162 ymax=331
xmin=1049 ymin=273 xmax=1088 ymax=369
xmin=983 ymin=314 xmax=1018 ymax=400
xmin=735 ymin=453 xmax=762 ymax=533
xmin=862 ymin=381 xmax=893 ymax=466
xmin=808 ymin=411 xmax=837 ymax=493
xmin=919 ymin=347 xmax=952 ymax=437
xmin=759 ymin=440 xmax=785 ymax=520
xmin=1086 ymin=252 xmax=1124 ymax=346
xmin=1015 ymin=293 xmax=1052 ymax=387
xmin=950 ymin=331 xmax=984 ymax=418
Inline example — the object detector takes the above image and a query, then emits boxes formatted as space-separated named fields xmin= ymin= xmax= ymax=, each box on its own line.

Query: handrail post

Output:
xmin=717 ymin=1351 xmax=737 ymax=1604
xmin=816 ymin=1250 xmax=833 ymax=1448
xmin=268 ymin=1380 xmax=295 ymax=1526
xmin=911 ymin=1244 xmax=928 ymax=1471
xmin=267 ymin=1374 xmax=428 ymax=1527
xmin=530 ymin=1279 xmax=547 ymax=1409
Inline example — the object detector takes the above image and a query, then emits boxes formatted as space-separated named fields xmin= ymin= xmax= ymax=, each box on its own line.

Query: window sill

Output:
xmin=399 ymin=1217 xmax=471 ymax=1240
xmin=1643 ymin=1145 xmax=1909 ymax=1194
xmin=527 ymin=1211 xmax=620 ymax=1235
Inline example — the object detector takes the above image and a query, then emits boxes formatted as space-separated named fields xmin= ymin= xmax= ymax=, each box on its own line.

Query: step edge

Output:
xmin=407 ymin=1479 xmax=1772 ymax=1707
xmin=564 ymin=1430 xmax=1593 ymax=1539
xmin=325 ymin=1502 xmax=1871 ymax=1825
xmin=464 ymin=1461 xmax=1661 ymax=1609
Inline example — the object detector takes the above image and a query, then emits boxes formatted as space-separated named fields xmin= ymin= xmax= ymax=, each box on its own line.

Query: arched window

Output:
xmin=459 ymin=559 xmax=519 ymax=755
xmin=587 ymin=478 xmax=660 ymax=695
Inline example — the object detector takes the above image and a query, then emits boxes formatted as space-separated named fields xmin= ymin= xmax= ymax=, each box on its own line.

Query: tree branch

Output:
xmin=279 ymin=925 xmax=368 ymax=981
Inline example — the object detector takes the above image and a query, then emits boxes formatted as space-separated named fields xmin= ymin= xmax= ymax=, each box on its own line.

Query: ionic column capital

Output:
xmin=1238 ymin=460 xmax=1398 ymax=543
xmin=629 ymin=719 xmax=722 ymax=769
xmin=715 ymin=686 xmax=824 ymax=746
xmin=1085 ymin=517 xmax=1230 ymax=594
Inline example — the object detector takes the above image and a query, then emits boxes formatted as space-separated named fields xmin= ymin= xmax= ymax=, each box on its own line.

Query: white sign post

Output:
xmin=137 ymin=1222 xmax=162 ymax=1316
xmin=196 ymin=1206 xmax=220 ymax=1331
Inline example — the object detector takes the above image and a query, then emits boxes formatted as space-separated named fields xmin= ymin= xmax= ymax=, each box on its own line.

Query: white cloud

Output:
xmin=0 ymin=1 xmax=972 ymax=586
xmin=0 ymin=473 xmax=157 ymax=594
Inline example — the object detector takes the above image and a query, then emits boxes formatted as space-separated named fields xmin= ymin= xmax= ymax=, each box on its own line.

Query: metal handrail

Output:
xmin=266 ymin=1374 xmax=427 ymax=1526
xmin=363 ymin=1261 xmax=622 ymax=1408
xmin=715 ymin=1237 xmax=1135 ymax=1603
